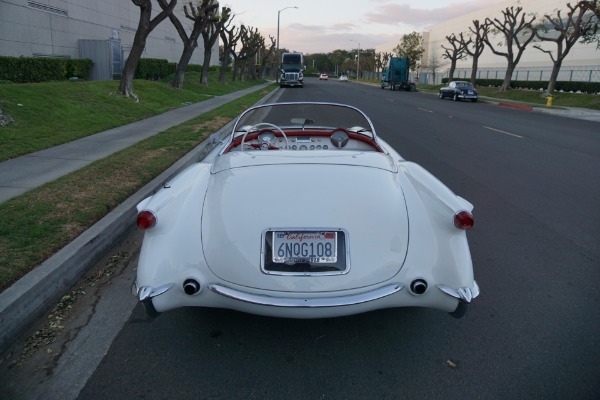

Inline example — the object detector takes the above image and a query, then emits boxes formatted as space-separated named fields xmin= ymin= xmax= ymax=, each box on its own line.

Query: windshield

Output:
xmin=232 ymin=102 xmax=376 ymax=137
xmin=455 ymin=82 xmax=474 ymax=89
xmin=281 ymin=63 xmax=302 ymax=71
xmin=221 ymin=102 xmax=382 ymax=154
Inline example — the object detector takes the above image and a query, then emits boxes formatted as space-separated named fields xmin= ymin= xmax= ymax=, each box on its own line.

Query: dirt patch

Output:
xmin=188 ymin=116 xmax=231 ymax=134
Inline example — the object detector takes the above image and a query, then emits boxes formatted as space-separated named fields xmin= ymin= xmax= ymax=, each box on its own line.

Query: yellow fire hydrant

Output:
xmin=546 ymin=95 xmax=553 ymax=108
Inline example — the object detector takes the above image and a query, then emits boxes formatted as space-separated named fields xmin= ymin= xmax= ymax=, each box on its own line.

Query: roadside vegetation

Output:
xmin=359 ymin=78 xmax=600 ymax=110
xmin=0 ymin=72 xmax=264 ymax=161
xmin=417 ymin=83 xmax=600 ymax=110
xmin=0 ymin=73 xmax=274 ymax=292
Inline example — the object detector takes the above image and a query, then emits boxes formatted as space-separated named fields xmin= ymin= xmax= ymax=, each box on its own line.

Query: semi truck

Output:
xmin=279 ymin=52 xmax=304 ymax=88
xmin=381 ymin=57 xmax=416 ymax=91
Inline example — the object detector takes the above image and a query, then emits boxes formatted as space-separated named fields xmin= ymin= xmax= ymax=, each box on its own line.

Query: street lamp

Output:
xmin=350 ymin=39 xmax=360 ymax=81
xmin=276 ymin=6 xmax=298 ymax=83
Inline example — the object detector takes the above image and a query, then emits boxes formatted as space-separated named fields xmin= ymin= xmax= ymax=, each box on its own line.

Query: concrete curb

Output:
xmin=498 ymin=102 xmax=534 ymax=111
xmin=0 ymin=85 xmax=281 ymax=355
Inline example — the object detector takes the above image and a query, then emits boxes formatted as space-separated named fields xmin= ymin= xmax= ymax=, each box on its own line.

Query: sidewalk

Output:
xmin=0 ymin=81 xmax=274 ymax=205
xmin=479 ymin=95 xmax=600 ymax=123
xmin=0 ymin=81 xmax=279 ymax=355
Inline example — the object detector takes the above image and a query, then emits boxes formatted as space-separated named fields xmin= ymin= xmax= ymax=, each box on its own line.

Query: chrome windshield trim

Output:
xmin=208 ymin=283 xmax=403 ymax=308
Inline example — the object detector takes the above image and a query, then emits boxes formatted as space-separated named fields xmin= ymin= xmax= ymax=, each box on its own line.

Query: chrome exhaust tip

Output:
xmin=183 ymin=279 xmax=201 ymax=295
xmin=410 ymin=279 xmax=428 ymax=295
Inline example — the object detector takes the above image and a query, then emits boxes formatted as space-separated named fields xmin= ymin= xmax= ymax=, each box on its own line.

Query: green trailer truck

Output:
xmin=381 ymin=57 xmax=416 ymax=91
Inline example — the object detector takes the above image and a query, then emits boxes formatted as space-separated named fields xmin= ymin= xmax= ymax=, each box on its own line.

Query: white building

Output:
xmin=421 ymin=0 xmax=600 ymax=84
xmin=0 ymin=0 xmax=219 ymax=80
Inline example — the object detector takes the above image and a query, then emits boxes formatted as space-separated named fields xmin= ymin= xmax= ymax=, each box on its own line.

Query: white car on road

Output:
xmin=133 ymin=102 xmax=479 ymax=319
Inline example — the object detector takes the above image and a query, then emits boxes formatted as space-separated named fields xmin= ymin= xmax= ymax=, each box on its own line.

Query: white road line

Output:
xmin=417 ymin=108 xmax=433 ymax=113
xmin=483 ymin=126 xmax=524 ymax=139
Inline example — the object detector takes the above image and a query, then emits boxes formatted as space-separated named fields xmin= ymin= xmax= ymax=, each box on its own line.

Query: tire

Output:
xmin=453 ymin=93 xmax=459 ymax=101
xmin=142 ymin=300 xmax=160 ymax=318
xmin=439 ymin=92 xmax=444 ymax=99
xmin=471 ymin=98 xmax=477 ymax=102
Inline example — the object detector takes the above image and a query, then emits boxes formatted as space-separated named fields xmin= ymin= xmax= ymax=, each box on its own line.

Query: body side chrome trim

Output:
xmin=208 ymin=283 xmax=403 ymax=308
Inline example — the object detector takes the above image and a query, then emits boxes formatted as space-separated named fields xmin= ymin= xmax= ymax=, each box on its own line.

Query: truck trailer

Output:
xmin=381 ymin=57 xmax=416 ymax=91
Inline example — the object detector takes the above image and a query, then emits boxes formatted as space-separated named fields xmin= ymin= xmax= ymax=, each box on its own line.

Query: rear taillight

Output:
xmin=454 ymin=210 xmax=474 ymax=230
xmin=137 ymin=210 xmax=157 ymax=230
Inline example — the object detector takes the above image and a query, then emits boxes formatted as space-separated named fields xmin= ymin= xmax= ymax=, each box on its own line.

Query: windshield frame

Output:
xmin=229 ymin=101 xmax=379 ymax=139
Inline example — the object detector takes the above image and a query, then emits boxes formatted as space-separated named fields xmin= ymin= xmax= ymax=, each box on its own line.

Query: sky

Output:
xmin=221 ymin=0 xmax=508 ymax=54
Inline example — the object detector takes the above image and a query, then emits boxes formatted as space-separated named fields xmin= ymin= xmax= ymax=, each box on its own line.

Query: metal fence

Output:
xmin=417 ymin=66 xmax=600 ymax=85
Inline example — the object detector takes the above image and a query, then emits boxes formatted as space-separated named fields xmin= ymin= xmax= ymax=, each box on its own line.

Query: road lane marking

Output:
xmin=417 ymin=108 xmax=433 ymax=113
xmin=483 ymin=126 xmax=524 ymax=139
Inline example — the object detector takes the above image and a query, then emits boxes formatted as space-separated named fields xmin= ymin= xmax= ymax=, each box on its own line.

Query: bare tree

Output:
xmin=219 ymin=18 xmax=241 ymax=83
xmin=118 ymin=0 xmax=177 ymax=100
xmin=534 ymin=2 xmax=598 ymax=93
xmin=200 ymin=6 xmax=231 ymax=86
xmin=464 ymin=20 xmax=489 ymax=86
xmin=259 ymin=36 xmax=276 ymax=79
xmin=233 ymin=26 xmax=262 ymax=81
xmin=578 ymin=0 xmax=600 ymax=47
xmin=160 ymin=0 xmax=219 ymax=89
xmin=422 ymin=53 xmax=447 ymax=84
xmin=484 ymin=6 xmax=537 ymax=91
xmin=441 ymin=33 xmax=471 ymax=82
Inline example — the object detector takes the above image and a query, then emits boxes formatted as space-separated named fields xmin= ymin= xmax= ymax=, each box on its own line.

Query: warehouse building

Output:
xmin=420 ymin=0 xmax=599 ymax=84
xmin=0 ymin=0 xmax=218 ymax=80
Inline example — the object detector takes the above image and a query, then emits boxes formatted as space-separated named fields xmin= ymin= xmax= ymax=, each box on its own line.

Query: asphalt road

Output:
xmin=2 ymin=77 xmax=599 ymax=400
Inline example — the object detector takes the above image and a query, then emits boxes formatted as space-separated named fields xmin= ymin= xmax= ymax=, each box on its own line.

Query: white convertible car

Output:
xmin=132 ymin=102 xmax=479 ymax=319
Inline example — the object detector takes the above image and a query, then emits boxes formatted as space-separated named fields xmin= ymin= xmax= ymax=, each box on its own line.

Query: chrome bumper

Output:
xmin=209 ymin=283 xmax=403 ymax=308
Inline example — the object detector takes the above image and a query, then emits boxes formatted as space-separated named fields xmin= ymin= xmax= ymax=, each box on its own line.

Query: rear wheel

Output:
xmin=142 ymin=300 xmax=160 ymax=318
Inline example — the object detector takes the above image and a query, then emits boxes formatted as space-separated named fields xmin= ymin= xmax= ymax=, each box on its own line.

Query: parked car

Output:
xmin=319 ymin=73 xmax=328 ymax=80
xmin=439 ymin=81 xmax=478 ymax=102
xmin=338 ymin=75 xmax=349 ymax=82
xmin=133 ymin=102 xmax=479 ymax=319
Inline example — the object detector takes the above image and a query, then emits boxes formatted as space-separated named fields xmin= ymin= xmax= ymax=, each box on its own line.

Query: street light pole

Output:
xmin=276 ymin=6 xmax=298 ymax=83
xmin=350 ymin=39 xmax=360 ymax=81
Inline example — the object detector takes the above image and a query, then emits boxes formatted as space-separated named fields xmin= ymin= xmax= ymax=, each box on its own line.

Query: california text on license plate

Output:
xmin=273 ymin=231 xmax=337 ymax=263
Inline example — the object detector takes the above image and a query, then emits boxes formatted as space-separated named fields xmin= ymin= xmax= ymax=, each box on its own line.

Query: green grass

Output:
xmin=0 ymin=77 xmax=276 ymax=292
xmin=0 ymin=72 xmax=264 ymax=161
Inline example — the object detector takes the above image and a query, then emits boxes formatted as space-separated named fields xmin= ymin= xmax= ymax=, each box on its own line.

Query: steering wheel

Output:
xmin=240 ymin=122 xmax=289 ymax=151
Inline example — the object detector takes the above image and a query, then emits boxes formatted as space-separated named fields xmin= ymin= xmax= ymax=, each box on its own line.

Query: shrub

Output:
xmin=0 ymin=56 xmax=93 ymax=83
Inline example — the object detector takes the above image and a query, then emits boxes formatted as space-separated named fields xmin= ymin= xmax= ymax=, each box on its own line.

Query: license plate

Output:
xmin=272 ymin=231 xmax=337 ymax=263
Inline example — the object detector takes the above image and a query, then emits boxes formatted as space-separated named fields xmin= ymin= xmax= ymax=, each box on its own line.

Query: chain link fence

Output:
xmin=417 ymin=66 xmax=600 ymax=86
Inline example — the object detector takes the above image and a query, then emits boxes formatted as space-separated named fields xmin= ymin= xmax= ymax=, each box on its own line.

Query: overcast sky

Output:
xmin=221 ymin=0 xmax=508 ymax=53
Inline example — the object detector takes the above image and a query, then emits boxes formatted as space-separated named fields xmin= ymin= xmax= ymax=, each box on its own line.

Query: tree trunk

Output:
xmin=172 ymin=42 xmax=197 ymax=89
xmin=547 ymin=59 xmax=563 ymax=94
xmin=200 ymin=47 xmax=212 ymax=86
xmin=448 ymin=59 xmax=456 ymax=82
xmin=118 ymin=14 xmax=150 ymax=99
xmin=219 ymin=49 xmax=231 ymax=83
xmin=500 ymin=62 xmax=516 ymax=91
xmin=470 ymin=56 xmax=479 ymax=86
